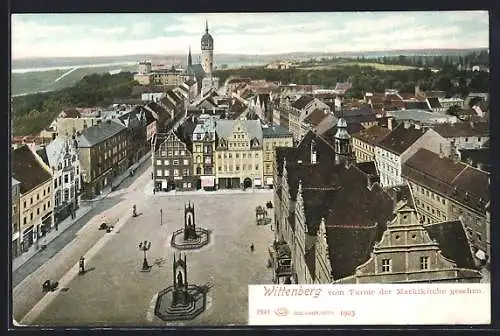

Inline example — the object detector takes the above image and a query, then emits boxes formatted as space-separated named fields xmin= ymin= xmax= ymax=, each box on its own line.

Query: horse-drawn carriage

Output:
xmin=255 ymin=205 xmax=271 ymax=225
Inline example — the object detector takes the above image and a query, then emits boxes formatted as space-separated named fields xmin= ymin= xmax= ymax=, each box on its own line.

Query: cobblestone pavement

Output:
xmin=12 ymin=158 xmax=153 ymax=323
xmin=30 ymin=190 xmax=275 ymax=326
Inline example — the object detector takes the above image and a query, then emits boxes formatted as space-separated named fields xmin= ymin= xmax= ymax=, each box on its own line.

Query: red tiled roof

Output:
xmin=400 ymin=93 xmax=416 ymax=100
xmin=291 ymin=95 xmax=314 ymax=110
xmin=303 ymin=109 xmax=329 ymax=126
xmin=12 ymin=145 xmax=52 ymax=194
xmin=433 ymin=122 xmax=489 ymax=138
xmin=403 ymin=148 xmax=489 ymax=214
xmin=377 ymin=124 xmax=425 ymax=155
xmin=352 ymin=125 xmax=391 ymax=146
xmin=60 ymin=108 xmax=81 ymax=118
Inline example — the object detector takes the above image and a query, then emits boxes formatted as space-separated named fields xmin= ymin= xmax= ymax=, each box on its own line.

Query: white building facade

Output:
xmin=45 ymin=136 xmax=82 ymax=224
xmin=375 ymin=126 xmax=451 ymax=188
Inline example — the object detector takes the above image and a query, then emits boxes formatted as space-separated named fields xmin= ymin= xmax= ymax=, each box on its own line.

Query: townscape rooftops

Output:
xmin=433 ymin=121 xmax=489 ymax=138
xmin=303 ymin=108 xmax=329 ymax=126
xmin=262 ymin=124 xmax=293 ymax=138
xmin=291 ymin=95 xmax=314 ymax=110
xmin=356 ymin=161 xmax=379 ymax=177
xmin=424 ymin=90 xmax=447 ymax=99
xmin=459 ymin=148 xmax=490 ymax=171
xmin=386 ymin=184 xmax=416 ymax=208
xmin=403 ymin=148 xmax=490 ymax=213
xmin=324 ymin=167 xmax=393 ymax=231
xmin=388 ymin=109 xmax=457 ymax=124
xmin=226 ymin=77 xmax=251 ymax=84
xmin=301 ymin=187 xmax=339 ymax=234
xmin=36 ymin=147 xmax=50 ymax=167
xmin=320 ymin=122 xmax=365 ymax=146
xmin=76 ymin=119 xmax=127 ymax=148
xmin=228 ymin=100 xmax=247 ymax=117
xmin=314 ymin=114 xmax=338 ymax=136
xmin=456 ymin=108 xmax=478 ymax=116
xmin=185 ymin=78 xmax=197 ymax=86
xmin=427 ymin=97 xmax=442 ymax=109
xmin=59 ymin=108 xmax=81 ymax=118
xmin=337 ymin=104 xmax=374 ymax=117
xmin=424 ymin=220 xmax=477 ymax=270
xmin=406 ymin=101 xmax=431 ymax=111
xmin=145 ymin=102 xmax=173 ymax=121
xmin=327 ymin=224 xmax=379 ymax=280
xmin=352 ymin=124 xmax=391 ymax=146
xmin=45 ymin=136 xmax=72 ymax=168
xmin=12 ymin=145 xmax=52 ymax=194
xmin=399 ymin=92 xmax=416 ymax=100
xmin=377 ymin=124 xmax=425 ymax=155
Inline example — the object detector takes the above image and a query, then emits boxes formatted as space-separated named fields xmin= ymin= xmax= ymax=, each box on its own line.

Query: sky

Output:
xmin=11 ymin=11 xmax=489 ymax=60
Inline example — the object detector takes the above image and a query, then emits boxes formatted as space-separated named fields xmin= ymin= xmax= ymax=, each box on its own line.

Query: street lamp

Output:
xmin=160 ymin=208 xmax=163 ymax=226
xmin=138 ymin=240 xmax=152 ymax=272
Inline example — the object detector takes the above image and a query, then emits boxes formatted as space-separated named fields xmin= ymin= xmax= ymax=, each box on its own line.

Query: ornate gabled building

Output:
xmin=272 ymin=118 xmax=395 ymax=284
xmin=192 ymin=115 xmax=217 ymax=189
xmin=214 ymin=119 xmax=263 ymax=189
xmin=152 ymin=128 xmax=195 ymax=191
xmin=336 ymin=198 xmax=482 ymax=283
xmin=262 ymin=125 xmax=293 ymax=187
xmin=44 ymin=136 xmax=81 ymax=224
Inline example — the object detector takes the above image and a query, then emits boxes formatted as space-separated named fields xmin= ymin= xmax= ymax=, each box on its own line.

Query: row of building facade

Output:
xmin=152 ymin=115 xmax=293 ymax=191
xmin=269 ymin=116 xmax=489 ymax=285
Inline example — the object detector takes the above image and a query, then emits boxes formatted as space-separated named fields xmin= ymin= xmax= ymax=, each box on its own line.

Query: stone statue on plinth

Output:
xmin=183 ymin=202 xmax=199 ymax=241
xmin=172 ymin=253 xmax=190 ymax=306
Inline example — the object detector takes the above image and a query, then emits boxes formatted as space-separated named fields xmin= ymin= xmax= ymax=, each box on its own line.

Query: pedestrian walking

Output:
xmin=153 ymin=188 xmax=156 ymax=195
xmin=250 ymin=243 xmax=254 ymax=252
xmin=79 ymin=256 xmax=86 ymax=274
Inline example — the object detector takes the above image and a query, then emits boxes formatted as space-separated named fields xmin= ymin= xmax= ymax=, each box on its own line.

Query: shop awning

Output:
xmin=201 ymin=176 xmax=215 ymax=187
xmin=12 ymin=231 xmax=20 ymax=241
xmin=23 ymin=226 xmax=34 ymax=235
xmin=254 ymin=177 xmax=262 ymax=186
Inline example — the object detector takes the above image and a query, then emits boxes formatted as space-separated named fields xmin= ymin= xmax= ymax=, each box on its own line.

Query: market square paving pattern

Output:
xmin=30 ymin=191 xmax=275 ymax=326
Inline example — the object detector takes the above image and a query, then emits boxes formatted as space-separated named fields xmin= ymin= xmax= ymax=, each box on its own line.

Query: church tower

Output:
xmin=334 ymin=118 xmax=355 ymax=166
xmin=187 ymin=46 xmax=193 ymax=69
xmin=201 ymin=20 xmax=214 ymax=77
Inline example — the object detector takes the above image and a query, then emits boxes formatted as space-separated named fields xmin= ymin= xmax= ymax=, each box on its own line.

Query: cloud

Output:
xmin=11 ymin=12 xmax=489 ymax=59
xmin=11 ymin=15 xmax=69 ymax=42
xmin=91 ymin=26 xmax=127 ymax=34
xmin=131 ymin=22 xmax=152 ymax=36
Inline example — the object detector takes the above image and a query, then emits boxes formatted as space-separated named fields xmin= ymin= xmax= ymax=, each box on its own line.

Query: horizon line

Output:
xmin=12 ymin=47 xmax=489 ymax=61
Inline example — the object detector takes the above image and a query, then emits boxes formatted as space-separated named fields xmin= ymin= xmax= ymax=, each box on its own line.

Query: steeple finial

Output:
xmin=188 ymin=45 xmax=192 ymax=67
xmin=205 ymin=20 xmax=209 ymax=32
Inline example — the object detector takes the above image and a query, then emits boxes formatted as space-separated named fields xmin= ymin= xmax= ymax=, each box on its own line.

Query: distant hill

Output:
xmin=12 ymin=48 xmax=488 ymax=70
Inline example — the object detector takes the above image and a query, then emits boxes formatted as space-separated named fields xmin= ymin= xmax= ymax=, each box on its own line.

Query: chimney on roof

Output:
xmin=439 ymin=143 xmax=445 ymax=158
xmin=387 ymin=116 xmax=393 ymax=130
xmin=450 ymin=139 xmax=460 ymax=164
xmin=403 ymin=120 xmax=411 ymax=129
xmin=469 ymin=120 xmax=475 ymax=128
xmin=391 ymin=187 xmax=400 ymax=214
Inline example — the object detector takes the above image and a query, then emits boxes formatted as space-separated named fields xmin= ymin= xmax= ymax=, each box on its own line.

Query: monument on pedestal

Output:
xmin=171 ymin=202 xmax=210 ymax=250
xmin=154 ymin=253 xmax=207 ymax=321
